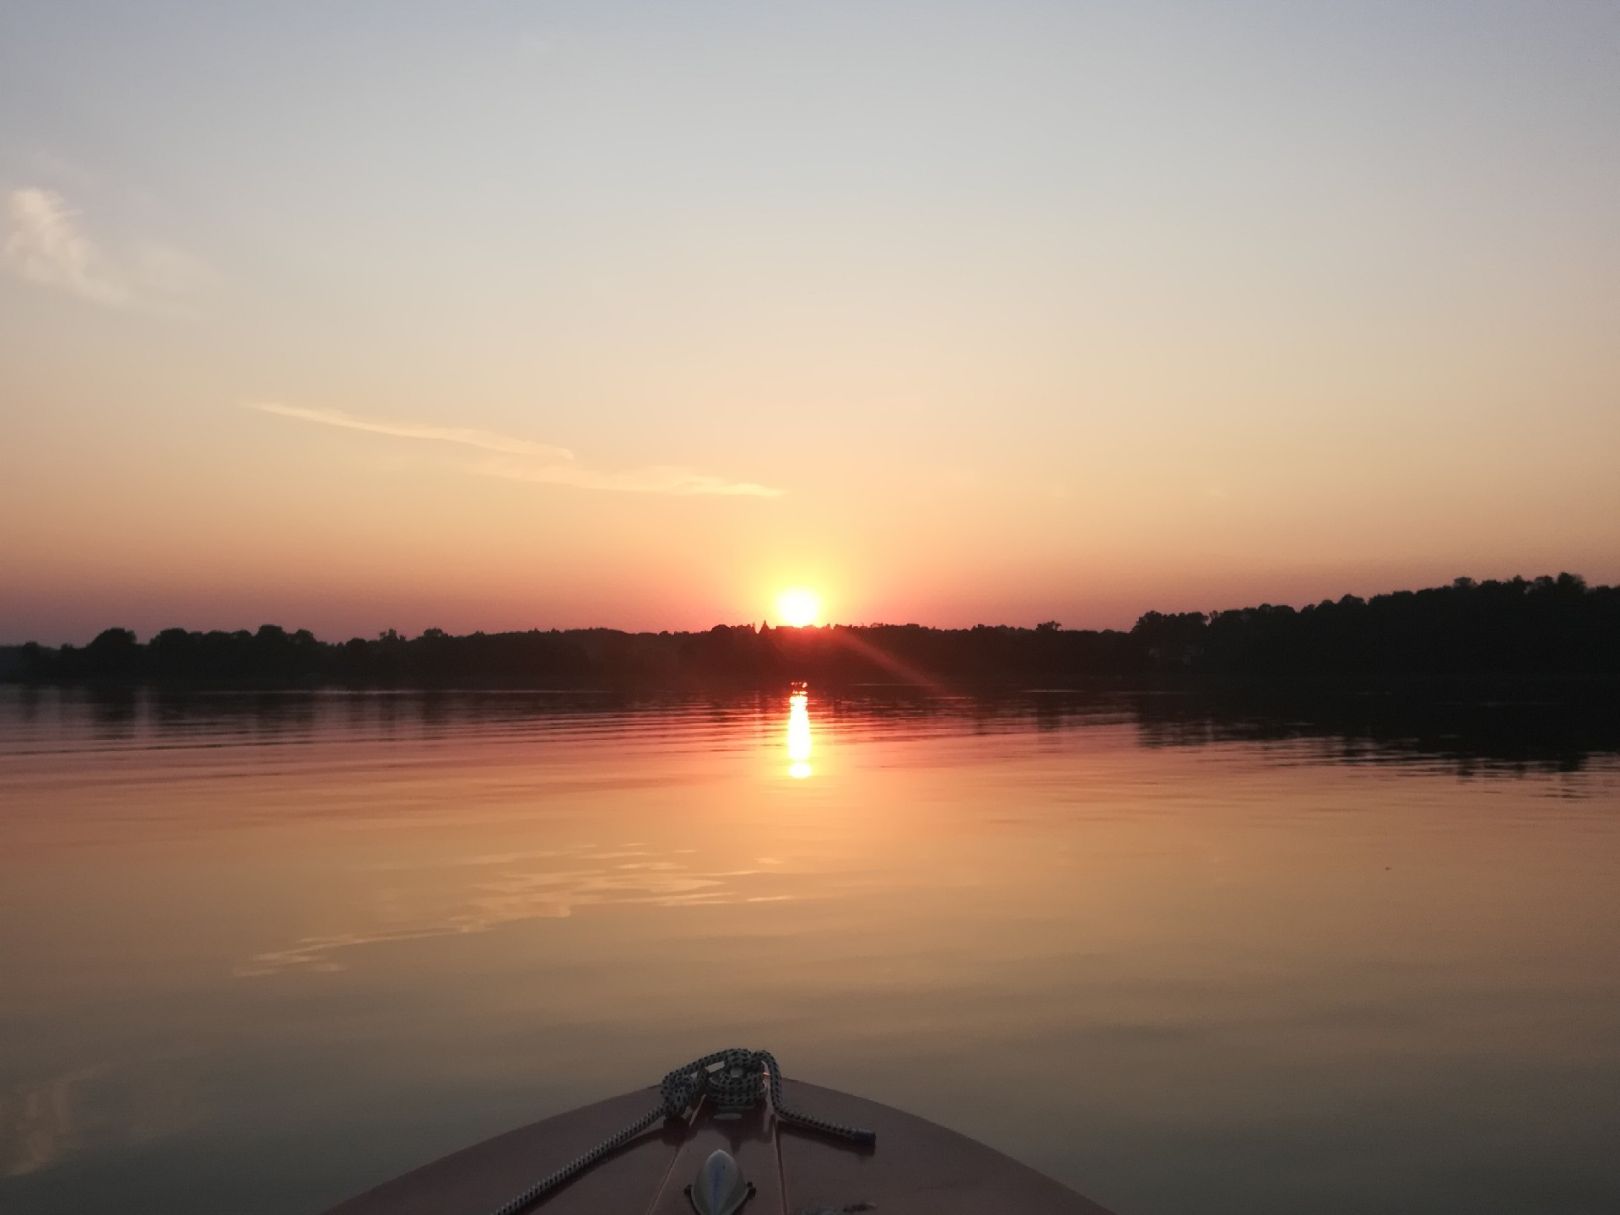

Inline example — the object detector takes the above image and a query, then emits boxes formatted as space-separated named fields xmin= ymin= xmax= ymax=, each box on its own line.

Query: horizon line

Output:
xmin=4 ymin=570 xmax=1600 ymax=649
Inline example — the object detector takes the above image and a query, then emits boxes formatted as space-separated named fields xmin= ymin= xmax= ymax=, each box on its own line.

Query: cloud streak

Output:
xmin=3 ymin=188 xmax=130 ymax=307
xmin=2 ymin=186 xmax=211 ymax=312
xmin=249 ymin=401 xmax=783 ymax=498
xmin=250 ymin=402 xmax=575 ymax=461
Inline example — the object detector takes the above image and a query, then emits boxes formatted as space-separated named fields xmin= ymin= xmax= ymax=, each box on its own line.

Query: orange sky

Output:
xmin=3 ymin=3 xmax=1618 ymax=644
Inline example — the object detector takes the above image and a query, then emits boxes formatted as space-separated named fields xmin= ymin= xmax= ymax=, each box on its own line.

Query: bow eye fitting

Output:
xmin=688 ymin=1149 xmax=754 ymax=1215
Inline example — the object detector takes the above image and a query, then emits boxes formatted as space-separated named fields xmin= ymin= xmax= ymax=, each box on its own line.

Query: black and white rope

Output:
xmin=486 ymin=1048 xmax=875 ymax=1215
xmin=756 ymin=1049 xmax=876 ymax=1146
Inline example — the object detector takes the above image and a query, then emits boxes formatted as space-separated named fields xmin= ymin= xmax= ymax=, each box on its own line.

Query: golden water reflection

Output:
xmin=3 ymin=690 xmax=1620 ymax=1215
xmin=786 ymin=686 xmax=812 ymax=779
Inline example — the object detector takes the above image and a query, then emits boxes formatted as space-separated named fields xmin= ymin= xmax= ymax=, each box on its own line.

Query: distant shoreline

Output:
xmin=5 ymin=671 xmax=1620 ymax=697
xmin=4 ymin=574 xmax=1617 ymax=691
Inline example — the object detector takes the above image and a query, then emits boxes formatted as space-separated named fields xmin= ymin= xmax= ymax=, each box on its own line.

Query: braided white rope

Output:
xmin=487 ymin=1048 xmax=875 ymax=1215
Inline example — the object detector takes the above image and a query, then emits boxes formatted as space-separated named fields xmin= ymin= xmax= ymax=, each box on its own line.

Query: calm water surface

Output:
xmin=2 ymin=687 xmax=1618 ymax=1214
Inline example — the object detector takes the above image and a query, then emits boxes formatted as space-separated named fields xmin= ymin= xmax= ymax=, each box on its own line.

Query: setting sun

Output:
xmin=775 ymin=588 xmax=822 ymax=628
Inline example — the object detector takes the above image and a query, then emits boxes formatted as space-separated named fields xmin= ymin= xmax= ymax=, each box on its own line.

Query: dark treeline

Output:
xmin=3 ymin=573 xmax=1618 ymax=690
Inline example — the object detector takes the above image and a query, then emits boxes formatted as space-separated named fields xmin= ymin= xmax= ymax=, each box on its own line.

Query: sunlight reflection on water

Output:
xmin=1 ymin=687 xmax=1619 ymax=1215
xmin=787 ymin=686 xmax=813 ymax=780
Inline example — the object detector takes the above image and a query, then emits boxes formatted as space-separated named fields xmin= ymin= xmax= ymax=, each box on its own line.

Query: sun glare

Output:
xmin=775 ymin=588 xmax=821 ymax=628
xmin=787 ymin=689 xmax=812 ymax=779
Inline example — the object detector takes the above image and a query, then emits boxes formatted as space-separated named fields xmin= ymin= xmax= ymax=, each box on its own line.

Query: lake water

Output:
xmin=2 ymin=686 xmax=1618 ymax=1214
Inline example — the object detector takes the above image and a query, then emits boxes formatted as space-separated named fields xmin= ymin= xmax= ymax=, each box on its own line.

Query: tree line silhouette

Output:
xmin=3 ymin=573 xmax=1617 ymax=690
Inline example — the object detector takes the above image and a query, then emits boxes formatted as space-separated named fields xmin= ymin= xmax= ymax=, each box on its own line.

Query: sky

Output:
xmin=2 ymin=1 xmax=1617 ymax=644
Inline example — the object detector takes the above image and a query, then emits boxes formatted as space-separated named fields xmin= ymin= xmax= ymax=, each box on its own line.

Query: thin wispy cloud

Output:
xmin=249 ymin=401 xmax=783 ymax=498
xmin=250 ymin=402 xmax=575 ymax=461
xmin=2 ymin=186 xmax=212 ymax=313
xmin=3 ymin=188 xmax=129 ymax=307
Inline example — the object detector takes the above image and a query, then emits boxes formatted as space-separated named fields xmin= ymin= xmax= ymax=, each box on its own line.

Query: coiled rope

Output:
xmin=487 ymin=1048 xmax=875 ymax=1215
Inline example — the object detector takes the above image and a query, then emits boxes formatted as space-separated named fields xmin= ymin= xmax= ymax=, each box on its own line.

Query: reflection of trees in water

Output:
xmin=86 ymin=687 xmax=139 ymax=736
xmin=772 ymin=686 xmax=1620 ymax=775
xmin=1127 ymin=688 xmax=1620 ymax=775
xmin=17 ymin=682 xmax=1620 ymax=776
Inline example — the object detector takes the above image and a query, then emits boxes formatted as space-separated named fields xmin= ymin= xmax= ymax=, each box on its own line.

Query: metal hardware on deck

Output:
xmin=686 ymin=1148 xmax=754 ymax=1215
xmin=486 ymin=1048 xmax=876 ymax=1215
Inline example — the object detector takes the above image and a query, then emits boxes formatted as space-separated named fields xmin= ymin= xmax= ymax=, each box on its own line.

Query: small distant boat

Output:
xmin=322 ymin=1049 xmax=1115 ymax=1214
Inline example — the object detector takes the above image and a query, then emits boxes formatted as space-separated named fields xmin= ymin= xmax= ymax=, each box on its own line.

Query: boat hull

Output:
xmin=321 ymin=1077 xmax=1115 ymax=1214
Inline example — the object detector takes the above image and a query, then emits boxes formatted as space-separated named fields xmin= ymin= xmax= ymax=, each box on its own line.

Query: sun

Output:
xmin=775 ymin=588 xmax=822 ymax=628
